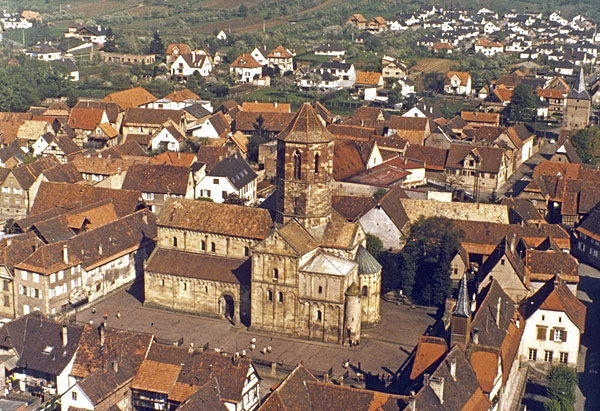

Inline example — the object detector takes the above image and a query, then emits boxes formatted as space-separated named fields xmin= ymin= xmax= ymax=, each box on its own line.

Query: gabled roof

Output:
xmin=5 ymin=313 xmax=84 ymax=376
xmin=333 ymin=141 xmax=366 ymax=180
xmin=276 ymin=103 xmax=334 ymax=144
xmin=235 ymin=111 xmax=296 ymax=133
xmin=31 ymin=182 xmax=143 ymax=217
xmin=122 ymin=163 xmax=190 ymax=195
xmin=409 ymin=336 xmax=448 ymax=380
xmin=522 ymin=278 xmax=586 ymax=331
xmin=122 ymin=108 xmax=183 ymax=126
xmin=445 ymin=144 xmax=504 ymax=174
xmin=158 ymin=198 xmax=272 ymax=239
xmin=354 ymin=71 xmax=383 ymax=86
xmin=103 ymin=87 xmax=157 ymax=109
xmin=445 ymin=71 xmax=471 ymax=85
xmin=163 ymin=88 xmax=201 ymax=102
xmin=267 ymin=45 xmax=293 ymax=59
xmin=207 ymin=154 xmax=257 ymax=189
xmin=146 ymin=249 xmax=250 ymax=284
xmin=331 ymin=196 xmax=376 ymax=222
xmin=241 ymin=102 xmax=291 ymax=113
xmin=230 ymin=53 xmax=262 ymax=69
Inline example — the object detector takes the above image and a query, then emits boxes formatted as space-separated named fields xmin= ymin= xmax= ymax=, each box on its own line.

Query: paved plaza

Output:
xmin=74 ymin=282 xmax=436 ymax=385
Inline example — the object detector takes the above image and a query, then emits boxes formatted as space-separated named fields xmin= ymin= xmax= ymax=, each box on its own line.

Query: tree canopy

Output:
xmin=570 ymin=126 xmax=600 ymax=165
xmin=504 ymin=84 xmax=538 ymax=122
xmin=545 ymin=364 xmax=577 ymax=411
xmin=147 ymin=30 xmax=165 ymax=56
xmin=381 ymin=217 xmax=463 ymax=307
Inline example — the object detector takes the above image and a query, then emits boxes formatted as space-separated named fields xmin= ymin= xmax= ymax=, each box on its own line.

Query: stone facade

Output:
xmin=563 ymin=97 xmax=590 ymax=130
xmin=275 ymin=139 xmax=334 ymax=228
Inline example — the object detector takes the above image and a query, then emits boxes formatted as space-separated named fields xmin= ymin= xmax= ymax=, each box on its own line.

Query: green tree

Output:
xmin=505 ymin=84 xmax=537 ymax=122
xmin=366 ymin=234 xmax=384 ymax=259
xmin=148 ymin=30 xmax=165 ymax=56
xmin=238 ymin=4 xmax=249 ymax=17
xmin=570 ymin=127 xmax=600 ymax=165
xmin=247 ymin=115 xmax=269 ymax=163
xmin=104 ymin=27 xmax=116 ymax=52
xmin=400 ymin=217 xmax=463 ymax=307
xmin=545 ymin=365 xmax=577 ymax=411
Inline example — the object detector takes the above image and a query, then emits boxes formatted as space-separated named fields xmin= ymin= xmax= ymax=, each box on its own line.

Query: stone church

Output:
xmin=144 ymin=103 xmax=382 ymax=344
xmin=563 ymin=67 xmax=591 ymax=130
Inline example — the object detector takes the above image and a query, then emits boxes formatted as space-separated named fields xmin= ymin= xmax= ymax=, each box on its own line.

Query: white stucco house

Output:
xmin=196 ymin=155 xmax=258 ymax=204
xmin=170 ymin=53 xmax=212 ymax=80
xmin=519 ymin=278 xmax=586 ymax=368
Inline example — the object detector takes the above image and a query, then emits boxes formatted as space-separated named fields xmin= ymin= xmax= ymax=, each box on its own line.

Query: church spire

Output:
xmin=573 ymin=66 xmax=586 ymax=94
xmin=453 ymin=273 xmax=470 ymax=318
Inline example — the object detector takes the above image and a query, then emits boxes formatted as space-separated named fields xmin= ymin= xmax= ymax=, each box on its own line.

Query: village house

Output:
xmin=188 ymin=112 xmax=231 ymax=139
xmin=165 ymin=43 xmax=192 ymax=64
xmin=230 ymin=53 xmax=263 ymax=83
xmin=103 ymin=87 xmax=157 ymax=110
xmin=12 ymin=209 xmax=156 ymax=317
xmin=121 ymin=163 xmax=194 ymax=214
xmin=195 ymin=154 xmax=257 ymax=204
xmin=519 ymin=277 xmax=585 ymax=369
xmin=444 ymin=71 xmax=472 ymax=95
xmin=120 ymin=108 xmax=187 ymax=138
xmin=98 ymin=52 xmax=156 ymax=65
xmin=67 ymin=107 xmax=110 ymax=146
xmin=474 ymin=38 xmax=504 ymax=56
xmin=170 ymin=53 xmax=213 ymax=80
xmin=267 ymin=45 xmax=294 ymax=74
xmin=130 ymin=342 xmax=260 ymax=411
xmin=148 ymin=119 xmax=187 ymax=152
xmin=25 ymin=42 xmax=61 ymax=61
xmin=445 ymin=144 xmax=509 ymax=197
xmin=346 ymin=13 xmax=367 ymax=29
xmin=381 ymin=56 xmax=408 ymax=79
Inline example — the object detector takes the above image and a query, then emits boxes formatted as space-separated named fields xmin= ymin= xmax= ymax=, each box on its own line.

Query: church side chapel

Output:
xmin=144 ymin=103 xmax=382 ymax=344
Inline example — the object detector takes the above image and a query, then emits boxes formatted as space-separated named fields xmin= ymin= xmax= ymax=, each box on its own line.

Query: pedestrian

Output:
xmin=116 ymin=311 xmax=121 ymax=319
xmin=103 ymin=312 xmax=108 ymax=320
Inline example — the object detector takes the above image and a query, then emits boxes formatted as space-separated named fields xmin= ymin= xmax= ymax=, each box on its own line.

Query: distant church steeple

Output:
xmin=450 ymin=273 xmax=471 ymax=345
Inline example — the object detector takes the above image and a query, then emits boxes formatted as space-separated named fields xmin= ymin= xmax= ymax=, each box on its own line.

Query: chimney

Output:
xmin=409 ymin=391 xmax=416 ymax=411
xmin=62 ymin=245 xmax=68 ymax=264
xmin=496 ymin=297 xmax=501 ymax=327
xmin=425 ymin=375 xmax=444 ymax=403
xmin=470 ymin=293 xmax=476 ymax=313
xmin=98 ymin=245 xmax=102 ymax=255
xmin=100 ymin=322 xmax=106 ymax=347
xmin=188 ymin=342 xmax=194 ymax=353
xmin=112 ymin=360 xmax=119 ymax=373
xmin=472 ymin=327 xmax=479 ymax=344
xmin=449 ymin=357 xmax=456 ymax=380
xmin=62 ymin=324 xmax=68 ymax=347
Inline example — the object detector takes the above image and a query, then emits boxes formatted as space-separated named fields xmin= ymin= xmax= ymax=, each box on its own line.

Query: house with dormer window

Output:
xmin=230 ymin=53 xmax=263 ymax=83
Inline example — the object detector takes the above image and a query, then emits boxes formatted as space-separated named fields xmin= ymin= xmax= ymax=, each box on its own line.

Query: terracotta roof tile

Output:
xmin=235 ymin=111 xmax=296 ymax=133
xmin=523 ymin=279 xmax=586 ymax=331
xmin=231 ymin=53 xmax=262 ymax=68
xmin=68 ymin=108 xmax=105 ymax=131
xmin=131 ymin=360 xmax=181 ymax=394
xmin=122 ymin=163 xmax=190 ymax=195
xmin=277 ymin=103 xmax=334 ymax=144
xmin=103 ymin=87 xmax=157 ymax=109
xmin=469 ymin=350 xmax=498 ymax=393
xmin=409 ymin=336 xmax=447 ymax=380
xmin=331 ymin=196 xmax=376 ymax=222
xmin=158 ymin=198 xmax=272 ymax=239
xmin=241 ymin=102 xmax=291 ymax=113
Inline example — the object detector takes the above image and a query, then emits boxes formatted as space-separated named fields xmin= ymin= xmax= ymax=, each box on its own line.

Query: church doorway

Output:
xmin=220 ymin=294 xmax=235 ymax=323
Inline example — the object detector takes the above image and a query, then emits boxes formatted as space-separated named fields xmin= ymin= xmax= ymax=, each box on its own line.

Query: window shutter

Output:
xmin=561 ymin=330 xmax=567 ymax=342
xmin=537 ymin=327 xmax=546 ymax=340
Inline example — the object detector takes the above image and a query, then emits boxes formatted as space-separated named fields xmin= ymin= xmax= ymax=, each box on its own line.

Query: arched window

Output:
xmin=293 ymin=150 xmax=301 ymax=180
xmin=316 ymin=310 xmax=322 ymax=322
xmin=278 ymin=292 xmax=283 ymax=303
xmin=160 ymin=279 xmax=165 ymax=287
xmin=267 ymin=290 xmax=273 ymax=302
xmin=182 ymin=282 xmax=187 ymax=291
xmin=362 ymin=286 xmax=368 ymax=297
xmin=273 ymin=269 xmax=279 ymax=281
xmin=314 ymin=153 xmax=320 ymax=174
xmin=201 ymin=241 xmax=206 ymax=251
xmin=211 ymin=242 xmax=216 ymax=252
xmin=318 ymin=285 xmax=323 ymax=294
xmin=244 ymin=246 xmax=249 ymax=257
xmin=172 ymin=237 xmax=178 ymax=247
xmin=205 ymin=285 xmax=208 ymax=292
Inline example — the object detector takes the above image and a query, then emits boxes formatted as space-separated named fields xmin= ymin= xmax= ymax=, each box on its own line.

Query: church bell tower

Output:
xmin=275 ymin=103 xmax=334 ymax=229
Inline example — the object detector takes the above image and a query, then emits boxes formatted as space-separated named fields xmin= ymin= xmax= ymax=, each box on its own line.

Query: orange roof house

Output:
xmin=103 ymin=87 xmax=157 ymax=109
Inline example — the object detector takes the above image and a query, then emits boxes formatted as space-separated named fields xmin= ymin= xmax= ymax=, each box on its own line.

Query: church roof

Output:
xmin=300 ymin=251 xmax=357 ymax=276
xmin=276 ymin=103 xmax=334 ymax=144
xmin=567 ymin=67 xmax=590 ymax=100
xmin=355 ymin=245 xmax=382 ymax=274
